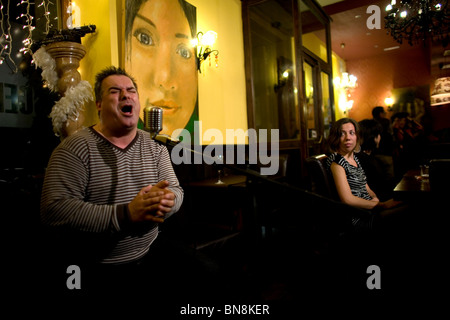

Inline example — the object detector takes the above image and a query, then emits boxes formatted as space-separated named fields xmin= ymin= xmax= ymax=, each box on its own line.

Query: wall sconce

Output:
xmin=384 ymin=96 xmax=394 ymax=111
xmin=274 ymin=56 xmax=293 ymax=93
xmin=274 ymin=68 xmax=291 ymax=92
xmin=338 ymin=95 xmax=354 ymax=114
xmin=334 ymin=72 xmax=357 ymax=115
xmin=193 ymin=31 xmax=219 ymax=72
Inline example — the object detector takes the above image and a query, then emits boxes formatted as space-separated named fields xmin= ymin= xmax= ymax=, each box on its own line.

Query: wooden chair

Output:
xmin=429 ymin=158 xmax=450 ymax=193
xmin=304 ymin=154 xmax=380 ymax=256
xmin=305 ymin=154 xmax=339 ymax=201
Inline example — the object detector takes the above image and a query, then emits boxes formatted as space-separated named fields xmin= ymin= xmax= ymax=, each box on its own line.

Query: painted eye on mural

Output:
xmin=133 ymin=29 xmax=154 ymax=46
xmin=176 ymin=44 xmax=192 ymax=60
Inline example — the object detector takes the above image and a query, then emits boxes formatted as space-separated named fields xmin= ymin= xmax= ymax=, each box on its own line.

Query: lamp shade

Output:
xmin=431 ymin=77 xmax=450 ymax=106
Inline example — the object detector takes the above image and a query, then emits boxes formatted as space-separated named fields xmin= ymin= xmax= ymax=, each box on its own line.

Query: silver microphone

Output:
xmin=144 ymin=106 xmax=180 ymax=147
xmin=144 ymin=106 xmax=163 ymax=138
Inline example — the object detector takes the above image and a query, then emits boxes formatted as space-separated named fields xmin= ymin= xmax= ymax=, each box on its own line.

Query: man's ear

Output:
xmin=95 ymin=101 xmax=102 ymax=118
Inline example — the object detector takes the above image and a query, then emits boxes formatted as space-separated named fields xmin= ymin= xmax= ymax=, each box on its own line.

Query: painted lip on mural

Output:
xmin=148 ymin=100 xmax=181 ymax=116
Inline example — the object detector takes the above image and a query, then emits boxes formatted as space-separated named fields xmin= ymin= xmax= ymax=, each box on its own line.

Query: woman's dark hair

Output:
xmin=94 ymin=66 xmax=137 ymax=102
xmin=359 ymin=119 xmax=382 ymax=152
xmin=327 ymin=117 xmax=361 ymax=153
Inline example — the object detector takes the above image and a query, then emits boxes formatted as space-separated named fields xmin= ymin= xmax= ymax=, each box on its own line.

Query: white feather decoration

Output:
xmin=33 ymin=45 xmax=93 ymax=137
xmin=32 ymin=47 xmax=59 ymax=92
xmin=50 ymin=80 xmax=93 ymax=136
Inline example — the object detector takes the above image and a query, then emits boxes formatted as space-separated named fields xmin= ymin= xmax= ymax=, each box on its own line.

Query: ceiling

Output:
xmin=319 ymin=0 xmax=419 ymax=61
xmin=256 ymin=0 xmax=449 ymax=73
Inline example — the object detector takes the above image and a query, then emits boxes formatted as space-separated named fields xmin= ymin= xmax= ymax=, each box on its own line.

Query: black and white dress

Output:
xmin=326 ymin=152 xmax=372 ymax=200
xmin=326 ymin=152 xmax=377 ymax=229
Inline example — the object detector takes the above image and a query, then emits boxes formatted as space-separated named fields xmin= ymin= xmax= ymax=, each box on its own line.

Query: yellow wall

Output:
xmin=73 ymin=0 xmax=119 ymax=126
xmin=301 ymin=32 xmax=347 ymax=120
xmin=302 ymin=33 xmax=328 ymax=63
xmin=179 ymin=0 xmax=248 ymax=144
xmin=76 ymin=0 xmax=247 ymax=144
xmin=332 ymin=53 xmax=347 ymax=120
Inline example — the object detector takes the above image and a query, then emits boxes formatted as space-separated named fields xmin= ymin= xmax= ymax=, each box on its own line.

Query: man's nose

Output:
xmin=120 ymin=89 xmax=130 ymax=100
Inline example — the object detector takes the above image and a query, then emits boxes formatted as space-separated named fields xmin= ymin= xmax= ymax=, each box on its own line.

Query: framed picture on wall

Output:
xmin=123 ymin=0 xmax=199 ymax=142
xmin=391 ymin=85 xmax=429 ymax=122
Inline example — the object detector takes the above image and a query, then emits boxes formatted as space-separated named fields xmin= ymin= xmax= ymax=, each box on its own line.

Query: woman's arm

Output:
xmin=366 ymin=183 xmax=379 ymax=202
xmin=330 ymin=162 xmax=379 ymax=210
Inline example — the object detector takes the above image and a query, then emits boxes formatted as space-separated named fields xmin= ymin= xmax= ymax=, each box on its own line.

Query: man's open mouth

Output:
xmin=121 ymin=105 xmax=132 ymax=114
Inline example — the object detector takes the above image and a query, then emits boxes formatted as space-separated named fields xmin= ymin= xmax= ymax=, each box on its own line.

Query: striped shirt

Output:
xmin=40 ymin=127 xmax=183 ymax=265
xmin=326 ymin=153 xmax=372 ymax=200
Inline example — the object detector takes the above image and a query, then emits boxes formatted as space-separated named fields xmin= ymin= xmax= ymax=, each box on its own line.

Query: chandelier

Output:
xmin=385 ymin=0 xmax=450 ymax=45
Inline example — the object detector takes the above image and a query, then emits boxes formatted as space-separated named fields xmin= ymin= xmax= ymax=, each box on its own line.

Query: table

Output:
xmin=187 ymin=174 xmax=247 ymax=188
xmin=183 ymin=174 xmax=249 ymax=249
xmin=393 ymin=169 xmax=431 ymax=201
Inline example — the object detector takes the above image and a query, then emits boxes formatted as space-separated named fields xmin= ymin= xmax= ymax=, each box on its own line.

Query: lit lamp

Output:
xmin=385 ymin=0 xmax=450 ymax=46
xmin=339 ymin=73 xmax=357 ymax=92
xmin=431 ymin=77 xmax=450 ymax=106
xmin=334 ymin=72 xmax=357 ymax=114
xmin=274 ymin=69 xmax=291 ymax=92
xmin=193 ymin=31 xmax=219 ymax=72
xmin=385 ymin=96 xmax=394 ymax=111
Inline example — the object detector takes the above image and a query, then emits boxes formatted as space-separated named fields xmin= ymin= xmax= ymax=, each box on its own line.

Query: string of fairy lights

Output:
xmin=0 ymin=0 xmax=54 ymax=72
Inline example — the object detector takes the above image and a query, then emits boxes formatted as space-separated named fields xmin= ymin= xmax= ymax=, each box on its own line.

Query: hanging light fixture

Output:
xmin=384 ymin=0 xmax=450 ymax=46
xmin=430 ymin=77 xmax=450 ymax=105
xmin=431 ymin=50 xmax=450 ymax=106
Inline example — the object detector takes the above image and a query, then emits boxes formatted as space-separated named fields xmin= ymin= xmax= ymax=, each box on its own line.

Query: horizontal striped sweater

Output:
xmin=40 ymin=127 xmax=183 ymax=264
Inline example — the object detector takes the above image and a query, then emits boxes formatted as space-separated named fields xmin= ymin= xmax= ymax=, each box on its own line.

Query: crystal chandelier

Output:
xmin=385 ymin=0 xmax=450 ymax=45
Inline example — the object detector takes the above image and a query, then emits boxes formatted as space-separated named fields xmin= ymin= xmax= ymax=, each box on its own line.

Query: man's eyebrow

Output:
xmin=108 ymin=86 xmax=136 ymax=92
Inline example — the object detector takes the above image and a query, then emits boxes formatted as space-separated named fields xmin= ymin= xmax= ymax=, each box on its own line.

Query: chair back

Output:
xmin=429 ymin=159 xmax=450 ymax=193
xmin=305 ymin=154 xmax=339 ymax=201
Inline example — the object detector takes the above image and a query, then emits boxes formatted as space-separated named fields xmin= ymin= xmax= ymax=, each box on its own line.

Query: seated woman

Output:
xmin=325 ymin=118 xmax=402 ymax=227
xmin=325 ymin=118 xmax=425 ymax=292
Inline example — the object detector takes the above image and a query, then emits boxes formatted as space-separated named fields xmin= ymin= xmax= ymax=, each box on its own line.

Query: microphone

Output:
xmin=144 ymin=106 xmax=181 ymax=147
xmin=144 ymin=106 xmax=163 ymax=139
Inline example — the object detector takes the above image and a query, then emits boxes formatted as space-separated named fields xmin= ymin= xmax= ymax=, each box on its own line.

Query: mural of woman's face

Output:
xmin=126 ymin=0 xmax=198 ymax=135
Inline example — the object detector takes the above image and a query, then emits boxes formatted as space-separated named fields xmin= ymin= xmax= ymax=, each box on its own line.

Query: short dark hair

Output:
xmin=327 ymin=117 xmax=361 ymax=153
xmin=94 ymin=66 xmax=138 ymax=102
xmin=372 ymin=106 xmax=386 ymax=118
xmin=359 ymin=119 xmax=382 ymax=152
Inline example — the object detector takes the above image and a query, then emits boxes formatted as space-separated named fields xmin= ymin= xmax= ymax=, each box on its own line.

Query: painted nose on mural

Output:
xmin=154 ymin=51 xmax=176 ymax=91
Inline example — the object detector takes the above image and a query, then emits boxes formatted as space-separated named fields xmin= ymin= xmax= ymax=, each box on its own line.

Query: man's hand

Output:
xmin=128 ymin=180 xmax=176 ymax=223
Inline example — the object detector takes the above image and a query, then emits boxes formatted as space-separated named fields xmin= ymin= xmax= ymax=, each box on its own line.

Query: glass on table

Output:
xmin=215 ymin=154 xmax=225 ymax=184
xmin=420 ymin=164 xmax=429 ymax=180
